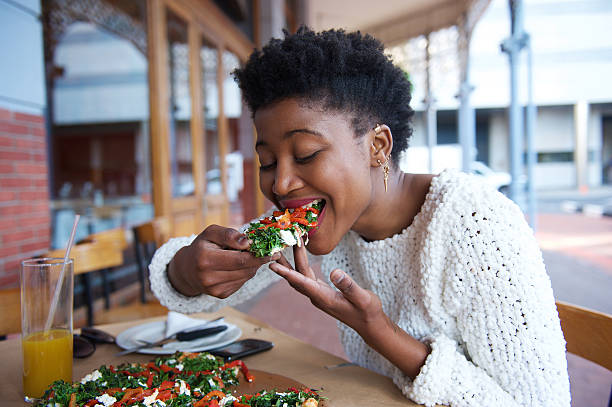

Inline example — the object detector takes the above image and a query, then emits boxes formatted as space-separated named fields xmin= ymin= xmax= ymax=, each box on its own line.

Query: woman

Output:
xmin=150 ymin=28 xmax=570 ymax=406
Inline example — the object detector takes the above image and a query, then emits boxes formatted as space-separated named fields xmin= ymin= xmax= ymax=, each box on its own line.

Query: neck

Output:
xmin=352 ymin=171 xmax=432 ymax=242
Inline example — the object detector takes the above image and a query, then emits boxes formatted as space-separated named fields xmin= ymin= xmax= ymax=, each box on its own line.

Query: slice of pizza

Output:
xmin=246 ymin=199 xmax=324 ymax=257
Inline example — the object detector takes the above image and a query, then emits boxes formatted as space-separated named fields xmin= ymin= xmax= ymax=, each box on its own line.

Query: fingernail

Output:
xmin=271 ymin=252 xmax=281 ymax=260
xmin=331 ymin=270 xmax=344 ymax=285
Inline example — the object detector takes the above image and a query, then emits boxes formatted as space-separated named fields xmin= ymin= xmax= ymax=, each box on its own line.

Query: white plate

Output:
xmin=116 ymin=321 xmax=242 ymax=355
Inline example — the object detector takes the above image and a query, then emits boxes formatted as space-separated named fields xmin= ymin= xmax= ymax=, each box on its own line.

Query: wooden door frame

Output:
xmin=148 ymin=0 xmax=257 ymax=235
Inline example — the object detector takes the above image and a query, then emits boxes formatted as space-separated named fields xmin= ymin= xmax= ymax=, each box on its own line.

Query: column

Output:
xmin=574 ymin=100 xmax=589 ymax=192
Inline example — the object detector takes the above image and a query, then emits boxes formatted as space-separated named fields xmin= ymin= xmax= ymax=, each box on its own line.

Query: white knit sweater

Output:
xmin=149 ymin=169 xmax=571 ymax=407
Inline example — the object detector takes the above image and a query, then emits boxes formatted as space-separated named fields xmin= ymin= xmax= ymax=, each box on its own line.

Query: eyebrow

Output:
xmin=256 ymin=128 xmax=324 ymax=147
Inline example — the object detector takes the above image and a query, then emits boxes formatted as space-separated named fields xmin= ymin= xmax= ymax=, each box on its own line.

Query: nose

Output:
xmin=272 ymin=160 xmax=304 ymax=197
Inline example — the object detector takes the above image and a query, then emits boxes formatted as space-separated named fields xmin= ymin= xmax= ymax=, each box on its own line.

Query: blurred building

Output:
xmin=0 ymin=0 xmax=487 ymax=289
xmin=392 ymin=0 xmax=612 ymax=190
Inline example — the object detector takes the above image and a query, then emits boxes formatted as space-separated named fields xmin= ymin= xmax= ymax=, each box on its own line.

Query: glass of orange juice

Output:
xmin=20 ymin=258 xmax=74 ymax=402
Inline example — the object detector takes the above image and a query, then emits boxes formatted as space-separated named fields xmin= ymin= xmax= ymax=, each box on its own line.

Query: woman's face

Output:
xmin=254 ymin=98 xmax=374 ymax=255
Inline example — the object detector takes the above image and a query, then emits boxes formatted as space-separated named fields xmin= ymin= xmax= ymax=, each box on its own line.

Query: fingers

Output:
xmin=199 ymin=268 xmax=258 ymax=288
xmin=269 ymin=262 xmax=317 ymax=296
xmin=330 ymin=269 xmax=368 ymax=308
xmin=276 ymin=253 xmax=293 ymax=270
xmin=293 ymin=235 xmax=316 ymax=280
xmin=198 ymin=242 xmax=278 ymax=271
xmin=205 ymin=279 xmax=251 ymax=299
xmin=202 ymin=224 xmax=250 ymax=251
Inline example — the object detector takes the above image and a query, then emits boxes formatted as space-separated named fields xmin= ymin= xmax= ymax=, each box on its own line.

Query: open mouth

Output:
xmin=301 ymin=198 xmax=325 ymax=210
xmin=304 ymin=199 xmax=326 ymax=236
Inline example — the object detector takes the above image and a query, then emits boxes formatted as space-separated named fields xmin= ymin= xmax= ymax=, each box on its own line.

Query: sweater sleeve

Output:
xmin=148 ymin=211 xmax=287 ymax=314
xmin=398 ymin=178 xmax=570 ymax=406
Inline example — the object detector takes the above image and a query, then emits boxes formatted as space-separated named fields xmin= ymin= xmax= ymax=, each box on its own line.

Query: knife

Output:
xmin=116 ymin=318 xmax=226 ymax=356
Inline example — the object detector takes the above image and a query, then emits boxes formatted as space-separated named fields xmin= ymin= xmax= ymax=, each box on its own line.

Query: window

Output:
xmin=45 ymin=0 xmax=152 ymax=246
xmin=166 ymin=9 xmax=194 ymax=197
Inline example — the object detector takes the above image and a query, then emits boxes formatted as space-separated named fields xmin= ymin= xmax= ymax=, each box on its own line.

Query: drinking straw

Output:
xmin=44 ymin=214 xmax=80 ymax=332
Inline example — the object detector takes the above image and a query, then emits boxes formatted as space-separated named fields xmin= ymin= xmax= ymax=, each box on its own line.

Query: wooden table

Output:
xmin=0 ymin=307 xmax=425 ymax=406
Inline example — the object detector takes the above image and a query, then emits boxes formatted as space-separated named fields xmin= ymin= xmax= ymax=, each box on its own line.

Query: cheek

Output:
xmin=259 ymin=171 xmax=275 ymax=199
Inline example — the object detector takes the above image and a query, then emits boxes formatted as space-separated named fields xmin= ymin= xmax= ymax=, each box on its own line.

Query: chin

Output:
xmin=305 ymin=236 xmax=337 ymax=256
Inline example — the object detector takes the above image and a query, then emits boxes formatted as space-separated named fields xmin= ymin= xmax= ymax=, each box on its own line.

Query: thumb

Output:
xmin=330 ymin=269 xmax=358 ymax=298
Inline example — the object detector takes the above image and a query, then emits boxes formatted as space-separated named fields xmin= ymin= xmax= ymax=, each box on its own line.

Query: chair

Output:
xmin=556 ymin=301 xmax=612 ymax=405
xmin=80 ymin=227 xmax=128 ymax=251
xmin=46 ymin=241 xmax=124 ymax=326
xmin=78 ymin=228 xmax=129 ymax=309
xmin=132 ymin=217 xmax=170 ymax=303
xmin=0 ymin=288 xmax=21 ymax=338
xmin=89 ymin=218 xmax=171 ymax=325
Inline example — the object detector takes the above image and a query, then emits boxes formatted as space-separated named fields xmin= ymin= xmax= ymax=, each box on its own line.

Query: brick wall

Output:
xmin=0 ymin=107 xmax=50 ymax=288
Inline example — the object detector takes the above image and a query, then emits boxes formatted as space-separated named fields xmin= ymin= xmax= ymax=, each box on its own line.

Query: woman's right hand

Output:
xmin=167 ymin=225 xmax=279 ymax=298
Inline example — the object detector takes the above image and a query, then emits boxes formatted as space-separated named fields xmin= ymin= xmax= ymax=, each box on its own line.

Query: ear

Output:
xmin=368 ymin=124 xmax=393 ymax=167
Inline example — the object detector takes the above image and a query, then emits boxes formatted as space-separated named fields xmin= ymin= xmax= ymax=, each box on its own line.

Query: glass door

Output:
xmin=200 ymin=37 xmax=229 ymax=226
xmin=148 ymin=0 xmax=256 ymax=236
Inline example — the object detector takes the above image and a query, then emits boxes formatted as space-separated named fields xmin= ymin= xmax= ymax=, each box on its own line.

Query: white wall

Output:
xmin=469 ymin=0 xmax=612 ymax=109
xmin=534 ymin=106 xmax=574 ymax=151
xmin=0 ymin=0 xmax=46 ymax=115
xmin=488 ymin=112 xmax=509 ymax=171
xmin=534 ymin=163 xmax=575 ymax=189
xmin=487 ymin=105 xmax=605 ymax=189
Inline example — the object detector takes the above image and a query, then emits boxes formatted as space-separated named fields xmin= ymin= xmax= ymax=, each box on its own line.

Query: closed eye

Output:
xmin=259 ymin=162 xmax=276 ymax=171
xmin=295 ymin=151 xmax=320 ymax=164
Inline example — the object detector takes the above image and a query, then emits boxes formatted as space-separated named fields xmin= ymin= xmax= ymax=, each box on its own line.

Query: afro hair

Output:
xmin=232 ymin=27 xmax=414 ymax=162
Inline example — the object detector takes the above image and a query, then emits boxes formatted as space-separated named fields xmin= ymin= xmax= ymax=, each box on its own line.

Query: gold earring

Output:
xmin=374 ymin=124 xmax=383 ymax=134
xmin=376 ymin=155 xmax=390 ymax=192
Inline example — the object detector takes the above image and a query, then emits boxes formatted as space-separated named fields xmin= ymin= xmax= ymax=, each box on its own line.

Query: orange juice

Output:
xmin=22 ymin=329 xmax=72 ymax=399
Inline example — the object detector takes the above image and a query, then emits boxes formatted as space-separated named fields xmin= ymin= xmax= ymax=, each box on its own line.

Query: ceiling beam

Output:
xmin=362 ymin=0 xmax=472 ymax=46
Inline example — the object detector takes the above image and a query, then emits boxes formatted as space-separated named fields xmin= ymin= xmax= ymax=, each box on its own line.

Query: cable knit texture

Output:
xmin=149 ymin=169 xmax=570 ymax=406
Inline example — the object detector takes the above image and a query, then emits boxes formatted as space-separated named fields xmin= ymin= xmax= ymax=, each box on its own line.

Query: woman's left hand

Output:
xmin=268 ymin=239 xmax=390 ymax=340
xmin=269 ymin=238 xmax=431 ymax=379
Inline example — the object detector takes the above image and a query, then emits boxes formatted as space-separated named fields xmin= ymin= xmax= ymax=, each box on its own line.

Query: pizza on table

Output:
xmin=37 ymin=351 xmax=321 ymax=407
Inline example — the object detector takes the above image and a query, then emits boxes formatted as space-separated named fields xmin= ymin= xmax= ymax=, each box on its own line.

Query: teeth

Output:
xmin=302 ymin=199 xmax=321 ymax=209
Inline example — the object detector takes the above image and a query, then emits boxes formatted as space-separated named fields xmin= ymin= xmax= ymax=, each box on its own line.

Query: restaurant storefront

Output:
xmin=1 ymin=0 xmax=483 ymax=294
xmin=43 ymin=0 xmax=286 ymax=247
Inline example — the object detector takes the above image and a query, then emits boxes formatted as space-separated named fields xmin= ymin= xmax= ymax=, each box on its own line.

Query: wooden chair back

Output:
xmin=556 ymin=301 xmax=612 ymax=371
xmin=132 ymin=217 xmax=170 ymax=303
xmin=45 ymin=241 xmax=124 ymax=275
xmin=78 ymin=227 xmax=128 ymax=252
xmin=0 ymin=288 xmax=21 ymax=336
xmin=133 ymin=217 xmax=170 ymax=248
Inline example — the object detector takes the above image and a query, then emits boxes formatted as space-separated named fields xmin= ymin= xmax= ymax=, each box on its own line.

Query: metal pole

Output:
xmin=525 ymin=36 xmax=537 ymax=230
xmin=424 ymin=34 xmax=437 ymax=173
xmin=457 ymin=20 xmax=476 ymax=173
xmin=501 ymin=0 xmax=527 ymax=208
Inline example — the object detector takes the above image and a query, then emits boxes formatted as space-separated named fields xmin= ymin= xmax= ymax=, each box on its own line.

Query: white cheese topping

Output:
xmin=219 ymin=395 xmax=238 ymax=406
xmin=175 ymin=363 xmax=184 ymax=371
xmin=80 ymin=369 xmax=102 ymax=384
xmin=177 ymin=379 xmax=191 ymax=396
xmin=279 ymin=229 xmax=297 ymax=246
xmin=269 ymin=246 xmax=284 ymax=255
xmin=143 ymin=389 xmax=159 ymax=407
xmin=95 ymin=394 xmax=117 ymax=407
